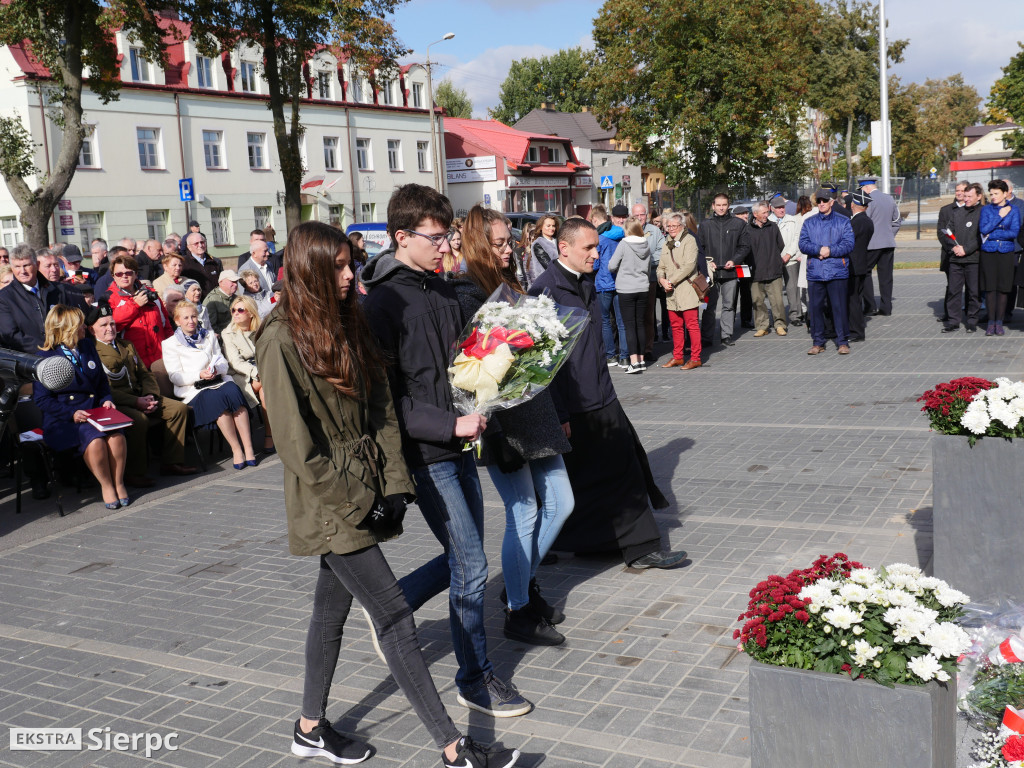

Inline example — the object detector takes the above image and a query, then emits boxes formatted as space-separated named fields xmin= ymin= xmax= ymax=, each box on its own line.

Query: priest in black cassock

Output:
xmin=528 ymin=218 xmax=688 ymax=570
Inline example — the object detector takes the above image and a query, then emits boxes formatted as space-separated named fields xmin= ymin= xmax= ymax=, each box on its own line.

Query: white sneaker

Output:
xmin=625 ymin=363 xmax=642 ymax=374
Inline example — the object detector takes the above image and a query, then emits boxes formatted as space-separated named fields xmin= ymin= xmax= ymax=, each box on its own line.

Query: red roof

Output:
xmin=443 ymin=117 xmax=583 ymax=169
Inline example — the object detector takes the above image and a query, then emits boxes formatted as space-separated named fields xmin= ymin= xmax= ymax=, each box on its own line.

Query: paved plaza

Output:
xmin=2 ymin=267 xmax=1022 ymax=768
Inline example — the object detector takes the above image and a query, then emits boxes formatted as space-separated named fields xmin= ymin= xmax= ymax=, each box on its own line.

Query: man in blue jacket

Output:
xmin=799 ymin=189 xmax=855 ymax=355
xmin=590 ymin=205 xmax=627 ymax=366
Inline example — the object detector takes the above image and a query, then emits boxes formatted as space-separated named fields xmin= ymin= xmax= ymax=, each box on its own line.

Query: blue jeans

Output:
xmin=487 ymin=455 xmax=574 ymax=611
xmin=598 ymin=290 xmax=627 ymax=360
xmin=400 ymin=453 xmax=492 ymax=693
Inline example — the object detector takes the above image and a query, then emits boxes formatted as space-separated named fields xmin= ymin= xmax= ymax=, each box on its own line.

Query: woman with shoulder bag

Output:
xmin=657 ymin=212 xmax=704 ymax=370
xmin=254 ymin=221 xmax=520 ymax=768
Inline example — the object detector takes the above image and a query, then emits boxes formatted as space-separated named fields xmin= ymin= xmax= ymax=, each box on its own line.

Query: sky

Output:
xmin=392 ymin=0 xmax=1019 ymax=121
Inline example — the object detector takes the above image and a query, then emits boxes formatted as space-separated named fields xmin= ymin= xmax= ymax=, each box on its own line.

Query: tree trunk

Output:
xmin=845 ymin=116 xmax=854 ymax=191
xmin=18 ymin=196 xmax=53 ymax=249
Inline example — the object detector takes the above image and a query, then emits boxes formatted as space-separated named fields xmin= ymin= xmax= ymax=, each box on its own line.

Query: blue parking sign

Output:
xmin=179 ymin=178 xmax=195 ymax=202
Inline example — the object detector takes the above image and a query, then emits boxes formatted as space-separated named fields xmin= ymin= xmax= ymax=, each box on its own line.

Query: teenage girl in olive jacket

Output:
xmin=255 ymin=222 xmax=519 ymax=768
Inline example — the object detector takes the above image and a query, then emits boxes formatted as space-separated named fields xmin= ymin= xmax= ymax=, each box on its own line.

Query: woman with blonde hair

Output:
xmin=161 ymin=299 xmax=256 ymax=469
xmin=525 ymin=214 xmax=559 ymax=284
xmin=34 ymin=305 xmax=129 ymax=509
xmin=0 ymin=264 xmax=13 ymax=289
xmin=447 ymin=204 xmax=575 ymax=646
xmin=608 ymin=216 xmax=652 ymax=373
xmin=222 ymin=295 xmax=274 ymax=453
xmin=441 ymin=223 xmax=465 ymax=273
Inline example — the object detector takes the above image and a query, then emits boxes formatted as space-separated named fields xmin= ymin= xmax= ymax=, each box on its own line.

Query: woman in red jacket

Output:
xmin=106 ymin=253 xmax=172 ymax=366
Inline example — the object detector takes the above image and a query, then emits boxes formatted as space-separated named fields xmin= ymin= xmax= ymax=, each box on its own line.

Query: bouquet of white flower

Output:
xmin=961 ymin=378 xmax=1024 ymax=439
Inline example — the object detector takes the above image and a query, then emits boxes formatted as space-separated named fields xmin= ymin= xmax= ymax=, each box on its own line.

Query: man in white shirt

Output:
xmin=238 ymin=240 xmax=276 ymax=294
xmin=770 ymin=195 xmax=805 ymax=326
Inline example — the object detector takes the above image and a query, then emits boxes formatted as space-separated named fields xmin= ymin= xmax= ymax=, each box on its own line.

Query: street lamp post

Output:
xmin=878 ymin=0 xmax=890 ymax=194
xmin=425 ymin=33 xmax=455 ymax=192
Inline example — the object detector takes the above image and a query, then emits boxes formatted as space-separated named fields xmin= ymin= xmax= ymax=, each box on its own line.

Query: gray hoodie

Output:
xmin=607 ymin=235 xmax=652 ymax=293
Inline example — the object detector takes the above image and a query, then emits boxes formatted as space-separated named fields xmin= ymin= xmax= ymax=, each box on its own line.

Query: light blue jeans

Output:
xmin=400 ymin=453 xmax=492 ymax=694
xmin=487 ymin=455 xmax=574 ymax=611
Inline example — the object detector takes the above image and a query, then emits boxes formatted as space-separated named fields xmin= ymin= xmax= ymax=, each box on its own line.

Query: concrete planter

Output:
xmin=932 ymin=435 xmax=1024 ymax=600
xmin=749 ymin=660 xmax=956 ymax=768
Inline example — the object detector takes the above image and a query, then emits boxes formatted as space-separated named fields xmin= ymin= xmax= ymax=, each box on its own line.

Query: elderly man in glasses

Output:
xmin=202 ymin=269 xmax=241 ymax=335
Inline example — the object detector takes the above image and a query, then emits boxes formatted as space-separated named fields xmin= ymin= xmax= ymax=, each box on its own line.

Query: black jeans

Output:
xmin=617 ymin=291 xmax=648 ymax=357
xmin=302 ymin=548 xmax=461 ymax=749
xmin=946 ymin=261 xmax=980 ymax=327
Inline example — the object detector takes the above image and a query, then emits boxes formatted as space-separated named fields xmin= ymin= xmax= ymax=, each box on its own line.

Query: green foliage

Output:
xmin=890 ymin=75 xmax=982 ymax=174
xmin=435 ymin=79 xmax=472 ymax=118
xmin=963 ymin=663 xmax=1024 ymax=731
xmin=987 ymin=42 xmax=1024 ymax=124
xmin=766 ymin=128 xmax=812 ymax=189
xmin=587 ymin=0 xmax=820 ymax=194
xmin=0 ymin=116 xmax=40 ymax=181
xmin=489 ymin=47 xmax=595 ymax=125
xmin=1005 ymin=129 xmax=1024 ymax=159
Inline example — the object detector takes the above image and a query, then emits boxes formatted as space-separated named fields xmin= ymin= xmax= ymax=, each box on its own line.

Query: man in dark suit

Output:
xmin=0 ymin=244 xmax=88 ymax=353
xmin=936 ymin=182 xmax=968 ymax=323
xmin=235 ymin=229 xmax=271 ymax=270
xmin=180 ymin=232 xmax=223 ymax=297
xmin=846 ymin=190 xmax=875 ymax=343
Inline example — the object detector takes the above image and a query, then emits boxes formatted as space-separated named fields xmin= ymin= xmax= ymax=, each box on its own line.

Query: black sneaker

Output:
xmin=443 ymin=736 xmax=519 ymax=768
xmin=629 ymin=550 xmax=689 ymax=569
xmin=504 ymin=608 xmax=565 ymax=646
xmin=291 ymin=719 xmax=371 ymax=764
xmin=721 ymin=337 xmax=735 ymax=347
xmin=456 ymin=674 xmax=533 ymax=717
xmin=501 ymin=579 xmax=565 ymax=624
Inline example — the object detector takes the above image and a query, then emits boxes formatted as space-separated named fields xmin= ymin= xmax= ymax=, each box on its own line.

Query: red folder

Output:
xmin=84 ymin=407 xmax=133 ymax=431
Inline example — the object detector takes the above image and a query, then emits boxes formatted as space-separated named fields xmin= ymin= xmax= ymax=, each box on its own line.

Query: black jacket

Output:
xmin=736 ymin=219 xmax=785 ymax=281
xmin=0 ymin=276 xmax=89 ymax=353
xmin=180 ymin=253 xmax=224 ymax=297
xmin=696 ymin=212 xmax=746 ymax=280
xmin=939 ymin=202 xmax=981 ymax=265
xmin=362 ymin=250 xmax=466 ymax=468
xmin=936 ymin=201 xmax=960 ymax=272
xmin=849 ymin=212 xmax=875 ymax=275
xmin=528 ymin=261 xmax=616 ymax=422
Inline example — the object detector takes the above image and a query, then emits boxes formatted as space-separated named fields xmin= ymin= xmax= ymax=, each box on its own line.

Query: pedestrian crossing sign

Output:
xmin=600 ymin=175 xmax=614 ymax=189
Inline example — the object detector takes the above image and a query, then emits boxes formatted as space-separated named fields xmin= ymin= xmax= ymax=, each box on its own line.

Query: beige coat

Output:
xmin=221 ymin=324 xmax=259 ymax=407
xmin=657 ymin=233 xmax=701 ymax=311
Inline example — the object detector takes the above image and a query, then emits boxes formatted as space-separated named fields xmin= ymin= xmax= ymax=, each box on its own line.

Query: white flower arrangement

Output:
xmin=962 ymin=378 xmax=1024 ymax=436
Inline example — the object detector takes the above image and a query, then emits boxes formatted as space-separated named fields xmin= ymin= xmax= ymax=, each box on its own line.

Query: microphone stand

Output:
xmin=0 ymin=378 xmax=20 ymax=445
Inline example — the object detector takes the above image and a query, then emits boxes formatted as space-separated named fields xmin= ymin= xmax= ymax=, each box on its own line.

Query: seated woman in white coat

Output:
xmin=161 ymin=300 xmax=257 ymax=469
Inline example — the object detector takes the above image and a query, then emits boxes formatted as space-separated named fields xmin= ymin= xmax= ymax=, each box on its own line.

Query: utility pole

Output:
xmin=878 ymin=0 xmax=891 ymax=194
xmin=425 ymin=33 xmax=455 ymax=192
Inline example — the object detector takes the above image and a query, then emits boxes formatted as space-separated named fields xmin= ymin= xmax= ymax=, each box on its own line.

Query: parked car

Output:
xmin=505 ymin=211 xmax=561 ymax=231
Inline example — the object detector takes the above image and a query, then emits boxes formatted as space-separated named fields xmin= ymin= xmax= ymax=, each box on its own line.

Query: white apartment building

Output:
xmin=0 ymin=15 xmax=441 ymax=258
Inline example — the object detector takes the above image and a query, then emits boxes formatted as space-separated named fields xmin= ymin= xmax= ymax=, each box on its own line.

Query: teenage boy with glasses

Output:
xmin=362 ymin=184 xmax=534 ymax=719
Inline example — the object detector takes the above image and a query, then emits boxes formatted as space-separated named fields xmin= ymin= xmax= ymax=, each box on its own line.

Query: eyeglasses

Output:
xmin=402 ymin=229 xmax=449 ymax=248
xmin=489 ymin=240 xmax=512 ymax=251
xmin=113 ymin=270 xmax=135 ymax=277
xmin=231 ymin=307 xmax=248 ymax=314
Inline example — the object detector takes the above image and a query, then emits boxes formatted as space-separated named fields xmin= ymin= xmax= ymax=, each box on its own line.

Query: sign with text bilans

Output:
xmin=446 ymin=156 xmax=498 ymax=184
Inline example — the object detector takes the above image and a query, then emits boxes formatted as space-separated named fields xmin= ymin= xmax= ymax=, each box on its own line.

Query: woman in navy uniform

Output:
xmin=34 ymin=304 xmax=130 ymax=509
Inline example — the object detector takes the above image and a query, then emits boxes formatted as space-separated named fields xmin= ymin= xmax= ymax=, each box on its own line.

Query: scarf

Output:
xmin=174 ymin=325 xmax=209 ymax=350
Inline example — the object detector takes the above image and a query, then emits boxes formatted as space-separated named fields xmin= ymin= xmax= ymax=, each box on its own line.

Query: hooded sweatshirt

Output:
xmin=607 ymin=235 xmax=652 ymax=293
xmin=361 ymin=249 xmax=466 ymax=468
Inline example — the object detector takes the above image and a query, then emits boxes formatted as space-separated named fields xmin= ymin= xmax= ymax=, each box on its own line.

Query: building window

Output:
xmin=328 ymin=205 xmax=342 ymax=226
xmin=129 ymin=48 xmax=150 ymax=82
xmin=349 ymin=72 xmax=362 ymax=103
xmin=211 ymin=208 xmax=232 ymax=246
xmin=240 ymin=61 xmax=257 ymax=92
xmin=203 ymin=130 xmax=224 ymax=169
xmin=253 ymin=206 xmax=272 ymax=231
xmin=527 ymin=146 xmax=539 ymax=163
xmin=412 ymin=82 xmax=423 ymax=108
xmin=247 ymin=132 xmax=267 ymax=169
xmin=1 ymin=216 xmax=23 ymax=248
xmin=137 ymin=127 xmax=161 ymax=169
xmin=196 ymin=56 xmax=213 ymax=88
xmin=380 ymin=79 xmax=393 ymax=106
xmin=356 ymin=138 xmax=371 ymax=171
xmin=78 ymin=131 xmax=99 ymax=168
xmin=323 ymin=136 xmax=340 ymax=170
xmin=78 ymin=212 xmax=102 ymax=252
xmin=146 ymin=210 xmax=168 ymax=241
xmin=361 ymin=203 xmax=374 ymax=223
xmin=549 ymin=147 xmax=561 ymax=164
xmin=318 ymin=71 xmax=333 ymax=100
xmin=416 ymin=140 xmax=430 ymax=172
xmin=387 ymin=139 xmax=401 ymax=172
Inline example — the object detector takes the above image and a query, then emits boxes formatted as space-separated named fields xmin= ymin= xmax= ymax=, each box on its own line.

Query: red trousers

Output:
xmin=669 ymin=308 xmax=701 ymax=362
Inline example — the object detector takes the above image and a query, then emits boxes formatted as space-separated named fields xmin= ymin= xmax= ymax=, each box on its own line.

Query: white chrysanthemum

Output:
xmin=886 ymin=563 xmax=923 ymax=577
xmin=934 ymin=584 xmax=970 ymax=607
xmin=838 ymin=583 xmax=871 ymax=604
xmin=988 ymin=398 xmax=1020 ymax=429
xmin=935 ymin=669 xmax=951 ymax=683
xmin=961 ymin=400 xmax=991 ymax=435
xmin=884 ymin=588 xmax=918 ymax=608
xmin=921 ymin=623 xmax=971 ymax=658
xmin=916 ymin=576 xmax=943 ymax=591
xmin=822 ymin=605 xmax=862 ymax=629
xmin=908 ymin=653 xmax=942 ymax=682
xmin=849 ymin=568 xmax=879 ymax=586
xmin=851 ymin=639 xmax=883 ymax=666
xmin=798 ymin=583 xmax=836 ymax=605
xmin=885 ymin=572 xmax=923 ymax=594
xmin=814 ymin=578 xmax=841 ymax=591
xmin=894 ymin=625 xmax=915 ymax=643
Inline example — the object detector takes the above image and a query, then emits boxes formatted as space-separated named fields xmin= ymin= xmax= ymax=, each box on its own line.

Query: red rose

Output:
xmin=1002 ymin=735 xmax=1024 ymax=761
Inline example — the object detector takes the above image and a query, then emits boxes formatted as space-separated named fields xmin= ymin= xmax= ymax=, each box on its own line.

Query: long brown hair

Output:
xmin=462 ymin=205 xmax=523 ymax=296
xmin=271 ymin=221 xmax=382 ymax=398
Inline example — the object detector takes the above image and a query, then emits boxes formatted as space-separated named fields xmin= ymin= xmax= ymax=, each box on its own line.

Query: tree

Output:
xmin=917 ymin=75 xmax=982 ymax=171
xmin=489 ymin=47 xmax=595 ymax=125
xmin=0 ymin=0 xmax=165 ymax=247
xmin=808 ymin=0 xmax=908 ymax=189
xmin=182 ymin=0 xmax=408 ymax=233
xmin=988 ymin=42 xmax=1024 ymax=157
xmin=435 ymin=79 xmax=472 ymax=118
xmin=587 ymin=0 xmax=820 ymax=195
xmin=765 ymin=125 xmax=812 ymax=190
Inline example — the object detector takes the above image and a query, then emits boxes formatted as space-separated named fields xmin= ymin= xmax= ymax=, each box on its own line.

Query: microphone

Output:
xmin=0 ymin=347 xmax=76 ymax=391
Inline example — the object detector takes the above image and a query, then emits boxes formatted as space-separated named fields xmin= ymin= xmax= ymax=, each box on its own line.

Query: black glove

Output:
xmin=487 ymin=435 xmax=525 ymax=474
xmin=358 ymin=493 xmax=408 ymax=534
